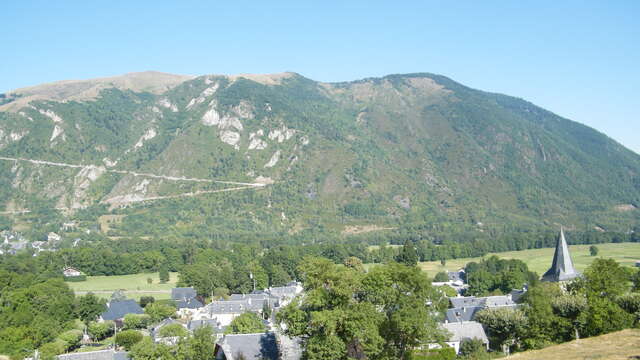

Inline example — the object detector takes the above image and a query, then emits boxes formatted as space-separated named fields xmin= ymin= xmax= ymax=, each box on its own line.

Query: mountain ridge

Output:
xmin=0 ymin=71 xmax=637 ymax=240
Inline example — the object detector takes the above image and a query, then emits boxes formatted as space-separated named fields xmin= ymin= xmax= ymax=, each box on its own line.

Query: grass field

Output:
xmin=68 ymin=271 xmax=179 ymax=300
xmin=506 ymin=328 xmax=640 ymax=360
xmin=418 ymin=242 xmax=640 ymax=276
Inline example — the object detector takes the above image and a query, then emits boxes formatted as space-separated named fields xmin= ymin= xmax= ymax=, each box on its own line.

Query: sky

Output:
xmin=2 ymin=1 xmax=639 ymax=153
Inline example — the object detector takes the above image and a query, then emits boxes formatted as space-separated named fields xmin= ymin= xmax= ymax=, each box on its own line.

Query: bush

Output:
xmin=459 ymin=338 xmax=489 ymax=359
xmin=115 ymin=329 xmax=143 ymax=350
xmin=88 ymin=321 xmax=114 ymax=341
xmin=412 ymin=347 xmax=456 ymax=360
xmin=158 ymin=323 xmax=188 ymax=338
xmin=63 ymin=275 xmax=87 ymax=282
xmin=145 ymin=302 xmax=176 ymax=322
xmin=58 ymin=329 xmax=83 ymax=349
xmin=434 ymin=271 xmax=450 ymax=282
xmin=39 ymin=339 xmax=68 ymax=359
xmin=140 ymin=296 xmax=155 ymax=308
xmin=124 ymin=314 xmax=151 ymax=329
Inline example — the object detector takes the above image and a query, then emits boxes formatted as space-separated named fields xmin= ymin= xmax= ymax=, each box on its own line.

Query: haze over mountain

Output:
xmin=0 ymin=71 xmax=638 ymax=239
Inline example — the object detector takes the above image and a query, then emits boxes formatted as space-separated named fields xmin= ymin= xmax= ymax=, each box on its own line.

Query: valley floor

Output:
xmin=418 ymin=242 xmax=640 ymax=275
xmin=67 ymin=271 xmax=179 ymax=300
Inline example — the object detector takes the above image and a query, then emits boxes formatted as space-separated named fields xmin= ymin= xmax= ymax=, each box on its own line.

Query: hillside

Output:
xmin=506 ymin=328 xmax=640 ymax=360
xmin=0 ymin=71 xmax=638 ymax=241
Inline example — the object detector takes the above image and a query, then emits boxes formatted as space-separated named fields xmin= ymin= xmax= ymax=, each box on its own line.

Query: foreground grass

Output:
xmin=506 ymin=328 xmax=640 ymax=360
xmin=68 ymin=272 xmax=179 ymax=300
xmin=418 ymin=242 xmax=640 ymax=276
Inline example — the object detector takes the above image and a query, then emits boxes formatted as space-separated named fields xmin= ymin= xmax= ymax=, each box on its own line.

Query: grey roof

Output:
xmin=203 ymin=297 xmax=272 ymax=315
xmin=188 ymin=319 xmax=225 ymax=333
xmin=441 ymin=321 xmax=489 ymax=344
xmin=172 ymin=287 xmax=197 ymax=301
xmin=449 ymin=296 xmax=485 ymax=308
xmin=176 ymin=297 xmax=203 ymax=309
xmin=484 ymin=296 xmax=516 ymax=307
xmin=447 ymin=271 xmax=464 ymax=283
xmin=215 ymin=333 xmax=279 ymax=360
xmin=445 ymin=306 xmax=484 ymax=322
xmin=58 ymin=350 xmax=129 ymax=360
xmin=509 ymin=289 xmax=527 ymax=303
xmin=542 ymin=228 xmax=580 ymax=282
xmin=101 ymin=299 xmax=144 ymax=321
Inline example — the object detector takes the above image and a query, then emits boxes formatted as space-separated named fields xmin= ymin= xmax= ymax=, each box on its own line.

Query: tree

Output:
xmin=115 ymin=329 xmax=143 ymax=350
xmin=458 ymin=338 xmax=490 ymax=359
xmin=279 ymin=257 xmax=445 ymax=360
xmin=552 ymin=295 xmax=587 ymax=340
xmin=75 ymin=293 xmax=106 ymax=325
xmin=580 ymin=296 xmax=633 ymax=337
xmin=583 ymin=258 xmax=628 ymax=299
xmin=589 ymin=245 xmax=599 ymax=256
xmin=159 ymin=264 xmax=170 ymax=284
xmin=269 ymin=264 xmax=292 ymax=287
xmin=396 ymin=240 xmax=418 ymax=266
xmin=158 ymin=323 xmax=188 ymax=338
xmin=475 ymin=308 xmax=528 ymax=355
xmin=88 ymin=321 xmax=114 ymax=341
xmin=433 ymin=271 xmax=449 ymax=282
xmin=181 ymin=326 xmax=216 ymax=360
xmin=139 ymin=296 xmax=155 ymax=308
xmin=213 ymin=287 xmax=230 ymax=300
xmin=145 ymin=303 xmax=176 ymax=323
xmin=616 ymin=293 xmax=640 ymax=325
xmin=226 ymin=312 xmax=267 ymax=334
xmin=147 ymin=277 xmax=153 ymax=285
xmin=130 ymin=337 xmax=176 ymax=360
xmin=123 ymin=314 xmax=150 ymax=330
xmin=111 ymin=290 xmax=127 ymax=302
xmin=344 ymin=256 xmax=364 ymax=272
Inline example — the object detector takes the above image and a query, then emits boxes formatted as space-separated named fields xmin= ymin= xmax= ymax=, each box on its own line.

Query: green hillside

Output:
xmin=0 ymin=71 xmax=638 ymax=242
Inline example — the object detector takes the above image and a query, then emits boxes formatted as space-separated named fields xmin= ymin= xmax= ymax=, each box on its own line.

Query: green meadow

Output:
xmin=418 ymin=242 xmax=640 ymax=276
xmin=68 ymin=271 xmax=179 ymax=300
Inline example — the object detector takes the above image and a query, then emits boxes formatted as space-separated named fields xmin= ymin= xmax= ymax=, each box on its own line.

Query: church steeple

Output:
xmin=541 ymin=227 xmax=580 ymax=282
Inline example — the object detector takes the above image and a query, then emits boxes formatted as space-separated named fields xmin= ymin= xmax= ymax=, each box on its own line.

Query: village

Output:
xmin=46 ymin=229 xmax=585 ymax=360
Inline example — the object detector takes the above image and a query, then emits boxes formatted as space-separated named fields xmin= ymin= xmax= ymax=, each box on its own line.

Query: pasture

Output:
xmin=418 ymin=242 xmax=640 ymax=276
xmin=68 ymin=271 xmax=179 ymax=300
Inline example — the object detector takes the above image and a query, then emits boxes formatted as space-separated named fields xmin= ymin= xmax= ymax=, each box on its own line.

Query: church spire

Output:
xmin=541 ymin=227 xmax=580 ymax=282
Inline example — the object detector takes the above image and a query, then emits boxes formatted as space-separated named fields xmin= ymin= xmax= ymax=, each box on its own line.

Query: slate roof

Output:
xmin=100 ymin=299 xmax=144 ymax=321
xmin=215 ymin=333 xmax=279 ymax=360
xmin=58 ymin=350 xmax=129 ymax=360
xmin=441 ymin=321 xmax=489 ymax=344
xmin=176 ymin=297 xmax=203 ymax=309
xmin=447 ymin=270 xmax=465 ymax=283
xmin=542 ymin=228 xmax=580 ymax=282
xmin=172 ymin=287 xmax=197 ymax=301
xmin=449 ymin=296 xmax=485 ymax=308
xmin=187 ymin=319 xmax=226 ymax=333
xmin=203 ymin=297 xmax=272 ymax=316
xmin=445 ymin=306 xmax=484 ymax=323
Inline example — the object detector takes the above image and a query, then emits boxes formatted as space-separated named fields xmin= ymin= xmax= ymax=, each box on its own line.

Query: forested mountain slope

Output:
xmin=0 ymin=71 xmax=638 ymax=241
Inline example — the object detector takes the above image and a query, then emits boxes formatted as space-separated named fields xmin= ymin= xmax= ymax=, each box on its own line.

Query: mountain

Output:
xmin=0 ymin=71 xmax=638 ymax=240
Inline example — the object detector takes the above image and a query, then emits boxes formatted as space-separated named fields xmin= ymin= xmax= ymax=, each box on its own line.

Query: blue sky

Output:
xmin=2 ymin=1 xmax=639 ymax=153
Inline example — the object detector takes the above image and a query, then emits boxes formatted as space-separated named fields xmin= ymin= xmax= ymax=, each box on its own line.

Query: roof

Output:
xmin=441 ymin=321 xmax=489 ymax=344
xmin=215 ymin=333 xmax=279 ymax=360
xmin=176 ymin=297 xmax=203 ymax=309
xmin=172 ymin=287 xmax=197 ymax=300
xmin=449 ymin=296 xmax=485 ymax=308
xmin=203 ymin=297 xmax=271 ymax=315
xmin=188 ymin=318 xmax=224 ymax=332
xmin=57 ymin=350 xmax=129 ymax=360
xmin=447 ymin=270 xmax=465 ymax=283
xmin=445 ymin=306 xmax=484 ymax=322
xmin=101 ymin=299 xmax=144 ymax=321
xmin=509 ymin=288 xmax=527 ymax=303
xmin=542 ymin=228 xmax=580 ymax=282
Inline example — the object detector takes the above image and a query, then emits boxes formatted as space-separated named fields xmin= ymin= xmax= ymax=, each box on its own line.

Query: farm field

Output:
xmin=418 ymin=242 xmax=640 ymax=276
xmin=505 ymin=328 xmax=640 ymax=360
xmin=68 ymin=271 xmax=179 ymax=300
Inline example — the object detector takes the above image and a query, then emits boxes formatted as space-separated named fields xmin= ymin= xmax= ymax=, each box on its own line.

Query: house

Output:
xmin=430 ymin=321 xmax=489 ymax=354
xmin=541 ymin=228 xmax=580 ymax=282
xmin=265 ymin=282 xmax=303 ymax=306
xmin=214 ymin=332 xmax=302 ymax=360
xmin=187 ymin=319 xmax=226 ymax=339
xmin=447 ymin=269 xmax=466 ymax=284
xmin=194 ymin=298 xmax=262 ymax=326
xmin=63 ymin=267 xmax=83 ymax=277
xmin=100 ymin=299 xmax=144 ymax=322
xmin=172 ymin=287 xmax=198 ymax=301
xmin=176 ymin=297 xmax=204 ymax=317
xmin=57 ymin=349 xmax=129 ymax=360
xmin=445 ymin=295 xmax=518 ymax=323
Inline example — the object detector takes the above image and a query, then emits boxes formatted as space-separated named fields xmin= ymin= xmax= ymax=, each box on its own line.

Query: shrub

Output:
xmin=158 ymin=323 xmax=188 ymax=338
xmin=88 ymin=321 xmax=114 ymax=341
xmin=58 ymin=329 xmax=83 ymax=349
xmin=115 ymin=329 xmax=143 ymax=350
